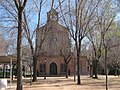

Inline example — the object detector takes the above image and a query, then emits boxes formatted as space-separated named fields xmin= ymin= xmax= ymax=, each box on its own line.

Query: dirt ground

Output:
xmin=7 ymin=75 xmax=120 ymax=90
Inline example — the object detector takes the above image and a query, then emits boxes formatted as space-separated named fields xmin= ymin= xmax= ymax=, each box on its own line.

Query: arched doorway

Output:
xmin=50 ymin=62 xmax=57 ymax=75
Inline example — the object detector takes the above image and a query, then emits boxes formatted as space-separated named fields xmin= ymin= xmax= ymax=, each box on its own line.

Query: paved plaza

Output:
xmin=7 ymin=75 xmax=120 ymax=90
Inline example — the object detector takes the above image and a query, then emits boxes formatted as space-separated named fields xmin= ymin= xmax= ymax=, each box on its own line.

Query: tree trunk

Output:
xmin=32 ymin=55 xmax=37 ymax=82
xmin=94 ymin=65 xmax=98 ymax=78
xmin=74 ymin=59 xmax=76 ymax=81
xmin=77 ymin=51 xmax=81 ymax=84
xmin=30 ymin=66 xmax=32 ymax=85
xmin=93 ymin=60 xmax=98 ymax=79
xmin=90 ymin=64 xmax=93 ymax=77
xmin=105 ymin=49 xmax=108 ymax=90
xmin=115 ymin=68 xmax=117 ymax=76
xmin=17 ymin=9 xmax=23 ymax=90
xmin=65 ymin=62 xmax=68 ymax=78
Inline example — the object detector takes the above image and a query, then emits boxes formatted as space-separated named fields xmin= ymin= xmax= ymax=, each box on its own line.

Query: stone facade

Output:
xmin=36 ymin=8 xmax=89 ymax=76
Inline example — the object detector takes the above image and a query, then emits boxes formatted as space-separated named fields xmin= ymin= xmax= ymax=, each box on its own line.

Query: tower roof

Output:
xmin=48 ymin=8 xmax=58 ymax=15
xmin=47 ymin=8 xmax=58 ymax=22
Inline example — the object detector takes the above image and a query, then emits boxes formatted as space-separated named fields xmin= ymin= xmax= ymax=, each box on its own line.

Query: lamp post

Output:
xmin=117 ymin=61 xmax=119 ymax=76
xmin=44 ymin=58 xmax=47 ymax=79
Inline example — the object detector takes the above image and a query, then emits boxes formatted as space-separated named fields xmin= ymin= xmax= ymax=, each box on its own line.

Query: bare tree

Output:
xmin=102 ymin=27 xmax=118 ymax=90
xmin=0 ymin=0 xmax=18 ymax=56
xmin=80 ymin=42 xmax=93 ymax=77
xmin=22 ymin=0 xmax=44 ymax=82
xmin=0 ymin=0 xmax=28 ymax=89
xmin=60 ymin=45 xmax=72 ymax=78
xmin=58 ymin=0 xmax=100 ymax=84
xmin=87 ymin=27 xmax=103 ymax=78
xmin=0 ymin=0 xmax=46 ymax=82
xmin=96 ymin=1 xmax=117 ymax=89
xmin=107 ymin=42 xmax=120 ymax=76
xmin=13 ymin=0 xmax=27 ymax=90
xmin=22 ymin=0 xmax=56 ymax=82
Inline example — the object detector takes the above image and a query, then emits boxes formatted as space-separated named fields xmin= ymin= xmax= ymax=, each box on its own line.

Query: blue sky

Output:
xmin=0 ymin=0 xmax=120 ymax=54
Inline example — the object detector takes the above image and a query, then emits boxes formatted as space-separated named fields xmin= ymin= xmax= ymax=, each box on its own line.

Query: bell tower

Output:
xmin=47 ymin=8 xmax=58 ymax=22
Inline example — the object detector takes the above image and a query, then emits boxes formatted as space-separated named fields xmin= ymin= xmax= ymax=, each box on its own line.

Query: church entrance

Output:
xmin=50 ymin=62 xmax=57 ymax=75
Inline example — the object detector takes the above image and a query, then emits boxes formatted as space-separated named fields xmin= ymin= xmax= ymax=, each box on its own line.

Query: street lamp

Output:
xmin=44 ymin=58 xmax=47 ymax=79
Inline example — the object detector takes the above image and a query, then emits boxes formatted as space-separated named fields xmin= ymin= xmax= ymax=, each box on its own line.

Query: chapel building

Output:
xmin=36 ymin=8 xmax=89 ymax=76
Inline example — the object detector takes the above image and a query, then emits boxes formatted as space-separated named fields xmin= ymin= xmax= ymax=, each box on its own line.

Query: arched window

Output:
xmin=50 ymin=62 xmax=57 ymax=75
